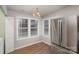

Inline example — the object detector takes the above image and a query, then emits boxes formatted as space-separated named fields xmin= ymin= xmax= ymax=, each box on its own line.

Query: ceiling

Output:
xmin=7 ymin=5 xmax=67 ymax=17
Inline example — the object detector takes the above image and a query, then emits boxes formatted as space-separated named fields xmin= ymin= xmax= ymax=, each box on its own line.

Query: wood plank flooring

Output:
xmin=9 ymin=42 xmax=71 ymax=54
xmin=10 ymin=42 xmax=51 ymax=54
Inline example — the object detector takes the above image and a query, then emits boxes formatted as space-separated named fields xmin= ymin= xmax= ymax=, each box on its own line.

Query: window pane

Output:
xmin=20 ymin=19 xmax=28 ymax=27
xmin=19 ymin=29 xmax=28 ymax=37
xmin=31 ymin=29 xmax=37 ymax=36
xmin=44 ymin=20 xmax=48 ymax=27
xmin=31 ymin=20 xmax=38 ymax=27
xmin=31 ymin=20 xmax=38 ymax=36
xmin=44 ymin=20 xmax=48 ymax=35
xmin=44 ymin=29 xmax=48 ymax=35
xmin=18 ymin=19 xmax=28 ymax=38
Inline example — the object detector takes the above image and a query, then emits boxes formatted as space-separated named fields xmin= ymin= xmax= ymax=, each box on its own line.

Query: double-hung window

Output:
xmin=44 ymin=20 xmax=49 ymax=35
xmin=18 ymin=19 xmax=28 ymax=38
xmin=31 ymin=20 xmax=38 ymax=36
xmin=17 ymin=18 xmax=38 ymax=39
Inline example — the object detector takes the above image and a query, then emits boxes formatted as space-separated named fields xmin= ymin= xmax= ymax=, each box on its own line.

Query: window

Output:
xmin=17 ymin=18 xmax=38 ymax=39
xmin=18 ymin=19 xmax=28 ymax=38
xmin=44 ymin=20 xmax=49 ymax=35
xmin=31 ymin=20 xmax=38 ymax=36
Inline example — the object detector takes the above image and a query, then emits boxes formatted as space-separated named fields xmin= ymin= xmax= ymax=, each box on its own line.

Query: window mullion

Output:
xmin=28 ymin=19 xmax=31 ymax=37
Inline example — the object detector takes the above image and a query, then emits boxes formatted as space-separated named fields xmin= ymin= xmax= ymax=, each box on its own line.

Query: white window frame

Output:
xmin=43 ymin=19 xmax=49 ymax=37
xmin=19 ymin=18 xmax=29 ymax=38
xmin=16 ymin=17 xmax=39 ymax=40
xmin=30 ymin=19 xmax=38 ymax=36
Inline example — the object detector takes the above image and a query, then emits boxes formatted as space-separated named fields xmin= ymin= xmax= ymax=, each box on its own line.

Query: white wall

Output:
xmin=0 ymin=8 xmax=5 ymax=54
xmin=0 ymin=8 xmax=5 ymax=38
xmin=45 ymin=6 xmax=79 ymax=18
xmin=6 ymin=10 xmax=42 ymax=50
xmin=43 ymin=5 xmax=79 ymax=45
xmin=5 ymin=17 xmax=15 ymax=53
xmin=15 ymin=17 xmax=41 ymax=49
xmin=66 ymin=16 xmax=77 ymax=52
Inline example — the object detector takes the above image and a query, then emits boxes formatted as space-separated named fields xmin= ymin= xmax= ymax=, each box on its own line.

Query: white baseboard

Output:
xmin=42 ymin=40 xmax=51 ymax=46
xmin=13 ymin=37 xmax=51 ymax=51
xmin=15 ymin=40 xmax=42 ymax=50
xmin=41 ymin=37 xmax=51 ymax=46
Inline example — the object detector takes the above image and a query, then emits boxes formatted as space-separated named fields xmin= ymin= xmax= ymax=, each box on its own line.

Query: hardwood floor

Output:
xmin=9 ymin=42 xmax=71 ymax=54
xmin=10 ymin=42 xmax=51 ymax=54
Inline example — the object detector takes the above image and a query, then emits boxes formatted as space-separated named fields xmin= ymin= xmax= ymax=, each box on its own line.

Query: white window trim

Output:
xmin=43 ymin=19 xmax=50 ymax=37
xmin=15 ymin=17 xmax=39 ymax=40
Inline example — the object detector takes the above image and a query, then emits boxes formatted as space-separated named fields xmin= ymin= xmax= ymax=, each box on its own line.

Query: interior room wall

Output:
xmin=43 ymin=5 xmax=79 ymax=45
xmin=15 ymin=17 xmax=41 ymax=49
xmin=6 ymin=10 xmax=42 ymax=50
xmin=66 ymin=16 xmax=77 ymax=52
xmin=44 ymin=6 xmax=79 ymax=19
xmin=0 ymin=8 xmax=5 ymax=38
xmin=0 ymin=8 xmax=5 ymax=53
xmin=5 ymin=17 xmax=15 ymax=53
